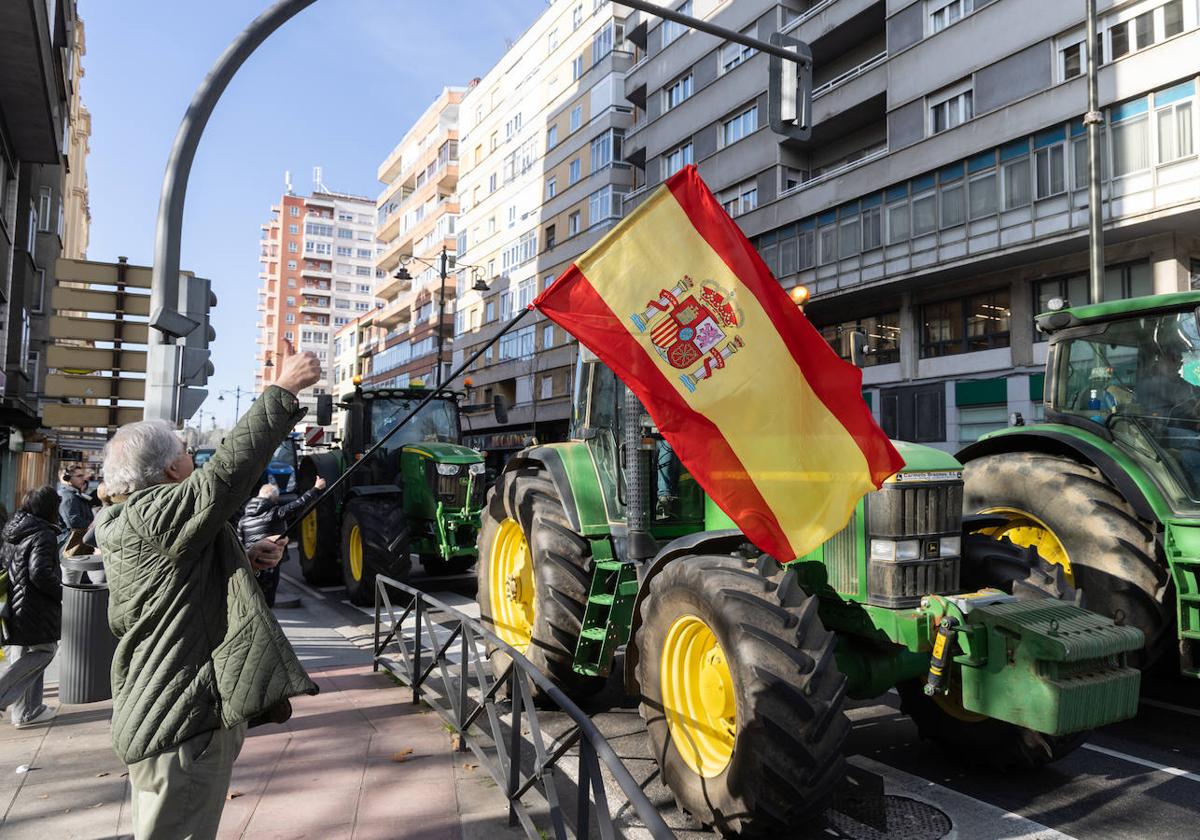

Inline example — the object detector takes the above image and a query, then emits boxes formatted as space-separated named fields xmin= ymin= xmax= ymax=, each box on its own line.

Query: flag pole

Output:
xmin=291 ymin=307 xmax=534 ymax=524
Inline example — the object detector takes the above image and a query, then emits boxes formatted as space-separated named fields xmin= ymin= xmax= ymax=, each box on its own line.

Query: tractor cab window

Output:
xmin=368 ymin=398 xmax=458 ymax=448
xmin=1052 ymin=310 xmax=1200 ymax=507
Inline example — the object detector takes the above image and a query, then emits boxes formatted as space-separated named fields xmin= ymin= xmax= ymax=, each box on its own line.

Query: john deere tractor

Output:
xmin=297 ymin=383 xmax=486 ymax=604
xmin=477 ymin=352 xmax=1145 ymax=836
xmin=960 ymin=291 xmax=1200 ymax=677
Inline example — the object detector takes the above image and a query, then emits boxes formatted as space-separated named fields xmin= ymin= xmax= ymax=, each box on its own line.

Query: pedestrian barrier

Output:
xmin=372 ymin=575 xmax=674 ymax=840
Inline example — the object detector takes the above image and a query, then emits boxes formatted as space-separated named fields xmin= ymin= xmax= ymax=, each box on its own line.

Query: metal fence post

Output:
xmin=412 ymin=595 xmax=423 ymax=706
xmin=458 ymin=622 xmax=471 ymax=748
xmin=508 ymin=666 xmax=524 ymax=827
xmin=372 ymin=580 xmax=381 ymax=673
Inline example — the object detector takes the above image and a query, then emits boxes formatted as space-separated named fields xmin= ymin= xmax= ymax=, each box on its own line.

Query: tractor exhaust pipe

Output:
xmin=624 ymin=387 xmax=657 ymax=562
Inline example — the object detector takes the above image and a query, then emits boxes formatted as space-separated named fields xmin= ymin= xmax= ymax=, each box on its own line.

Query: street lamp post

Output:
xmin=1085 ymin=0 xmax=1106 ymax=304
xmin=218 ymin=385 xmax=254 ymax=419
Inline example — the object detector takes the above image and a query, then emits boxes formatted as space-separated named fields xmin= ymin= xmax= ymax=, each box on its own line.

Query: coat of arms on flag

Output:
xmin=630 ymin=276 xmax=746 ymax=392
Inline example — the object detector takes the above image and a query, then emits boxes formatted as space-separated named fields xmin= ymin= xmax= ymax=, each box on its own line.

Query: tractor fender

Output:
xmin=623 ymin=529 xmax=747 ymax=696
xmin=956 ymin=430 xmax=1156 ymax=523
xmin=502 ymin=444 xmax=602 ymax=535
xmin=298 ymin=451 xmax=343 ymax=492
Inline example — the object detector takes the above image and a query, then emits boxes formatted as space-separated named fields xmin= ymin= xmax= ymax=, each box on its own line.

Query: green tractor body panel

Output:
xmin=516 ymin=442 xmax=615 ymax=536
xmin=399 ymin=442 xmax=485 ymax=561
xmin=1036 ymin=290 xmax=1200 ymax=330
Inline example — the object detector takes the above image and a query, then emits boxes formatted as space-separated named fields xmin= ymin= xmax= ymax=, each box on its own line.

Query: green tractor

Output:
xmin=476 ymin=352 xmax=1144 ymax=836
xmin=960 ymin=291 xmax=1200 ymax=677
xmin=297 ymin=382 xmax=487 ymax=604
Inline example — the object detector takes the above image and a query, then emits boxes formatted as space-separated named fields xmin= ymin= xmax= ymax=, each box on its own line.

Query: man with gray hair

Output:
xmin=96 ymin=352 xmax=322 ymax=839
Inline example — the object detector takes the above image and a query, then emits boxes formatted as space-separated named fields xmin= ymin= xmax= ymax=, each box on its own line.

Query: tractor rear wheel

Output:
xmin=296 ymin=455 xmax=341 ymax=586
xmin=340 ymin=499 xmax=409 ymax=606
xmin=963 ymin=452 xmax=1169 ymax=668
xmin=900 ymin=535 xmax=1088 ymax=769
xmin=476 ymin=466 xmax=601 ymax=698
xmin=635 ymin=555 xmax=849 ymax=836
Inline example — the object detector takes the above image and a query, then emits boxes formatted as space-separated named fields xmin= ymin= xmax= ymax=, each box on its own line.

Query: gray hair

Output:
xmin=103 ymin=419 xmax=186 ymax=497
xmin=257 ymin=483 xmax=279 ymax=500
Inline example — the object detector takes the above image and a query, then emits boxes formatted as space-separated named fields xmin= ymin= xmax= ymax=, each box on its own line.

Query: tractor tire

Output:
xmin=635 ymin=554 xmax=849 ymax=836
xmin=963 ymin=451 xmax=1170 ymax=668
xmin=476 ymin=466 xmax=602 ymax=699
xmin=900 ymin=534 xmax=1088 ymax=770
xmin=420 ymin=554 xmax=476 ymax=577
xmin=340 ymin=498 xmax=410 ymax=607
xmin=296 ymin=455 xmax=342 ymax=586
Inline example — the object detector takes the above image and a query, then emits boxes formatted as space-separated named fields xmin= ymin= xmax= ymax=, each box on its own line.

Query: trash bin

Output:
xmin=59 ymin=555 xmax=118 ymax=704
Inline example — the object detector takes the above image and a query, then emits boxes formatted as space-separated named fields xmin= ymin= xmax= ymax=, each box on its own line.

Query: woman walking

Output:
xmin=0 ymin=485 xmax=63 ymax=728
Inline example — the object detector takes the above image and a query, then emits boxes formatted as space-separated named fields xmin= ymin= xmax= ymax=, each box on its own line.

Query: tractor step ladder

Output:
xmin=1170 ymin=551 xmax=1200 ymax=677
xmin=573 ymin=541 xmax=639 ymax=677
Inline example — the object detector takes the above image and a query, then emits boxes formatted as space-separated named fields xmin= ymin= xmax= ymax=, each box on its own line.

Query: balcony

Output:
xmin=300 ymin=297 xmax=330 ymax=315
xmin=374 ymin=268 xmax=413 ymax=301
xmin=375 ymin=297 xmax=412 ymax=330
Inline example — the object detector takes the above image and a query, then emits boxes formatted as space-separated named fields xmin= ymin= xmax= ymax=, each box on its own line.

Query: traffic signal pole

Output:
xmin=146 ymin=0 xmax=317 ymax=422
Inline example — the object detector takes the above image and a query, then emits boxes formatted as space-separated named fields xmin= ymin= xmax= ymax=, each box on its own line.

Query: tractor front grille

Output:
xmin=867 ymin=481 xmax=962 ymax=538
xmin=865 ymin=477 xmax=963 ymax=608
xmin=822 ymin=511 xmax=859 ymax=596
xmin=426 ymin=463 xmax=486 ymax=509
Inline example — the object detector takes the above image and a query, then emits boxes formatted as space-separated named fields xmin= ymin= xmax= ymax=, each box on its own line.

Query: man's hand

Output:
xmin=314 ymin=476 xmax=327 ymax=491
xmin=248 ymin=535 xmax=287 ymax=571
xmin=275 ymin=351 xmax=322 ymax=396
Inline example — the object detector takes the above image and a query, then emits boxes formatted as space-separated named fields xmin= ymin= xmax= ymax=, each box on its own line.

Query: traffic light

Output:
xmin=768 ymin=32 xmax=814 ymax=142
xmin=173 ymin=274 xmax=217 ymax=423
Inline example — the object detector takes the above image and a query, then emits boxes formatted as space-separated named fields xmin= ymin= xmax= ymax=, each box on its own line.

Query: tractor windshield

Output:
xmin=1052 ymin=309 xmax=1200 ymax=508
xmin=367 ymin=397 xmax=459 ymax=448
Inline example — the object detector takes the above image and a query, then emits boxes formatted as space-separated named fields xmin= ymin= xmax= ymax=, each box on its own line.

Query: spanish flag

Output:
xmin=533 ymin=166 xmax=903 ymax=562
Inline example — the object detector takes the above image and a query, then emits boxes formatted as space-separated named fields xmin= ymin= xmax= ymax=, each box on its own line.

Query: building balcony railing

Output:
xmin=778 ymin=145 xmax=889 ymax=200
xmin=374 ymin=269 xmax=413 ymax=301
xmin=375 ymin=297 xmax=412 ymax=330
xmin=813 ymin=51 xmax=887 ymax=99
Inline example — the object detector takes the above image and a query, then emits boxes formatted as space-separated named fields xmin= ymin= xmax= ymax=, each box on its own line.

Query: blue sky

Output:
xmin=83 ymin=0 xmax=547 ymax=428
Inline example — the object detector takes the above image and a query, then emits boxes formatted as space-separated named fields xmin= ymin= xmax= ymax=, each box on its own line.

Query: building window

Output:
xmin=886 ymin=189 xmax=910 ymax=244
xmin=589 ymin=185 xmax=628 ymax=226
xmin=572 ymin=55 xmax=585 ymax=81
xmin=573 ymin=3 xmax=583 ymax=28
xmin=1112 ymin=103 xmax=1151 ymax=175
xmin=1156 ymin=87 xmax=1194 ymax=163
xmin=920 ymin=289 xmax=1011 ymax=358
xmin=547 ymin=125 xmax=558 ymax=150
xmin=663 ymin=142 xmax=693 ymax=178
xmin=570 ymin=106 xmax=583 ymax=132
xmin=862 ymin=203 xmax=883 ymax=250
xmin=592 ymin=20 xmax=623 ymax=65
xmin=1033 ymin=141 xmax=1066 ymax=199
xmin=568 ymin=210 xmax=582 ymax=236
xmin=543 ymin=324 xmax=555 ymax=348
xmin=819 ymin=312 xmax=901 ymax=366
xmin=37 ymin=187 xmax=53 ymax=232
xmin=591 ymin=129 xmax=623 ymax=171
xmin=287 ymin=260 xmax=297 ymax=270
xmin=1103 ymin=0 xmax=1187 ymax=64
xmin=289 ymin=206 xmax=300 ymax=217
xmin=968 ymin=156 xmax=998 ymax=218
xmin=1002 ymin=145 xmax=1032 ymax=209
xmin=569 ymin=158 xmax=582 ymax=184
xmin=722 ymin=104 xmax=758 ymax=146
xmin=929 ymin=84 xmax=973 ymax=134
xmin=720 ymin=181 xmax=758 ymax=218
xmin=929 ymin=0 xmax=973 ymax=34
xmin=285 ymin=313 xmax=296 ymax=324
xmin=939 ymin=169 xmax=965 ymax=228
xmin=31 ymin=268 xmax=46 ymax=314
xmin=661 ymin=1 xmax=692 ymax=46
xmin=911 ymin=182 xmax=936 ymax=236
xmin=545 ymin=224 xmax=556 ymax=249
xmin=546 ymin=176 xmax=558 ymax=199
xmin=489 ymin=172 xmax=498 ymax=193
xmin=664 ymin=73 xmax=693 ymax=110
xmin=720 ymin=25 xmax=757 ymax=73
xmin=818 ymin=218 xmax=837 ymax=264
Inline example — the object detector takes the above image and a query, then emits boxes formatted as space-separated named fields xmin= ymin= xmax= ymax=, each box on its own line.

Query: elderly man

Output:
xmin=96 ymin=352 xmax=322 ymax=840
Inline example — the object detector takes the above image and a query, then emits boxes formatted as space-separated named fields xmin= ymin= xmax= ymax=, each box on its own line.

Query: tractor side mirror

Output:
xmin=849 ymin=331 xmax=871 ymax=368
xmin=315 ymin=394 xmax=333 ymax=427
xmin=493 ymin=395 xmax=509 ymax=425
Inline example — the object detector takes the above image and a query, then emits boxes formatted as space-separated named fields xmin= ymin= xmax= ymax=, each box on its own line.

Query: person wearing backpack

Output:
xmin=0 ymin=485 xmax=63 ymax=728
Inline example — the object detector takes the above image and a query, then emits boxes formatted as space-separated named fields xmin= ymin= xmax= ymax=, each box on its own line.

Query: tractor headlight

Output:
xmin=939 ymin=536 xmax=961 ymax=557
xmin=468 ymin=462 xmax=485 ymax=476
xmin=436 ymin=463 xmax=461 ymax=476
xmin=870 ymin=539 xmax=921 ymax=562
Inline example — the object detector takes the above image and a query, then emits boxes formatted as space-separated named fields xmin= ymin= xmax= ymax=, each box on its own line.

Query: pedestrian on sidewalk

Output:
xmin=0 ymin=485 xmax=63 ymax=729
xmin=95 ymin=351 xmax=323 ymax=840
xmin=236 ymin=475 xmax=326 ymax=607
xmin=59 ymin=464 xmax=94 ymax=558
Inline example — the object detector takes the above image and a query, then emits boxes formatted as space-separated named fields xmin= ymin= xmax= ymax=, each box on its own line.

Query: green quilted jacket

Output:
xmin=96 ymin=386 xmax=319 ymax=765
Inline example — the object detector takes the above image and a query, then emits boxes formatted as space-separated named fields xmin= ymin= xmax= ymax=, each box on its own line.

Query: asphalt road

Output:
xmin=296 ymin=564 xmax=1200 ymax=840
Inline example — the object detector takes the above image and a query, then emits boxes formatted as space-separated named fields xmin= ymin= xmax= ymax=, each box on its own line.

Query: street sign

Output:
xmin=56 ymin=257 xmax=162 ymax=289
xmin=43 ymin=404 xmax=143 ymax=429
xmin=46 ymin=345 xmax=148 ymax=373
xmin=48 ymin=315 xmax=150 ymax=343
xmin=44 ymin=373 xmax=146 ymax=401
xmin=50 ymin=286 xmax=151 ymax=317
xmin=305 ymin=426 xmax=324 ymax=447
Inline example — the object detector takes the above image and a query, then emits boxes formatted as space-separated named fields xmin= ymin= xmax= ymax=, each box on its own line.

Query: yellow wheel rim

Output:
xmin=349 ymin=524 xmax=364 ymax=582
xmin=301 ymin=510 xmax=318 ymax=559
xmin=488 ymin=518 xmax=534 ymax=653
xmin=979 ymin=507 xmax=1074 ymax=583
xmin=660 ymin=614 xmax=736 ymax=779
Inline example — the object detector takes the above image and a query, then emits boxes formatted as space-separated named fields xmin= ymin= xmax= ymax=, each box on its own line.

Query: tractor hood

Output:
xmin=889 ymin=441 xmax=963 ymax=480
xmin=402 ymin=442 xmax=483 ymax=464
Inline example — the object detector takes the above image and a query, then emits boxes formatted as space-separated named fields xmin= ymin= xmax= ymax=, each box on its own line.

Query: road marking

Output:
xmin=1141 ymin=697 xmax=1200 ymax=719
xmin=848 ymin=756 xmax=1076 ymax=840
xmin=281 ymin=573 xmax=327 ymax=602
xmin=1082 ymin=743 xmax=1200 ymax=784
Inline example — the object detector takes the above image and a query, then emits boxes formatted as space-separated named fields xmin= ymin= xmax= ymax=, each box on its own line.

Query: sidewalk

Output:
xmin=0 ymin=575 xmax=518 ymax=839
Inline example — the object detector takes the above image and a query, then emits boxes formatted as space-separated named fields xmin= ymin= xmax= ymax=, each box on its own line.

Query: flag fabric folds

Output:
xmin=532 ymin=165 xmax=903 ymax=562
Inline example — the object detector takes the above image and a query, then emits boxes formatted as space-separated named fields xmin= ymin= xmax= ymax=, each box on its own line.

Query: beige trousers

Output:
xmin=128 ymin=723 xmax=247 ymax=840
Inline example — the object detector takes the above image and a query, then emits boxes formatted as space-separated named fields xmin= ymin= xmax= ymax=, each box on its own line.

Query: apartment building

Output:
xmin=622 ymin=0 xmax=1200 ymax=451
xmin=451 ymin=0 xmax=635 ymax=456
xmin=369 ymin=87 xmax=466 ymax=390
xmin=0 ymin=0 xmax=88 ymax=506
xmin=255 ymin=185 xmax=379 ymax=418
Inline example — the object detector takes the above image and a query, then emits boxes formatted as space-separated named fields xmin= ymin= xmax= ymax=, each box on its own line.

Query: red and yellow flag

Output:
xmin=533 ymin=166 xmax=903 ymax=561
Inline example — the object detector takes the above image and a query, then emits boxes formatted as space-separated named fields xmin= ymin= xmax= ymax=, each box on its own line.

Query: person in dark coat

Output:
xmin=59 ymin=465 xmax=94 ymax=557
xmin=236 ymin=476 xmax=324 ymax=607
xmin=0 ymin=485 xmax=63 ymax=728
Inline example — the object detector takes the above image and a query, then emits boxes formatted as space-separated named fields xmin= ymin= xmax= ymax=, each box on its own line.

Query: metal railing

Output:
xmin=373 ymin=576 xmax=674 ymax=840
xmin=812 ymin=51 xmax=887 ymax=98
